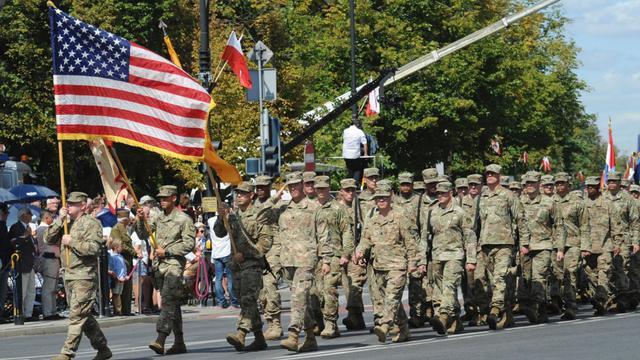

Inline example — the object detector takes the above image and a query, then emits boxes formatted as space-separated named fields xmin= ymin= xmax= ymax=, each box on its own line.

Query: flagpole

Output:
xmin=205 ymin=167 xmax=238 ymax=256
xmin=57 ymin=141 xmax=70 ymax=267
xmin=213 ymin=32 xmax=244 ymax=85
xmin=107 ymin=146 xmax=157 ymax=249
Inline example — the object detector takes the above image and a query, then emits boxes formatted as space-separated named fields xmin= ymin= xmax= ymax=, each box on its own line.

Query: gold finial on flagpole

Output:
xmin=47 ymin=1 xmax=57 ymax=8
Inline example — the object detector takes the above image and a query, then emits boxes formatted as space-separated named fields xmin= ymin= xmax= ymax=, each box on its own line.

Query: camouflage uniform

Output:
xmin=552 ymin=173 xmax=590 ymax=317
xmin=134 ymin=185 xmax=195 ymax=353
xmin=583 ymin=177 xmax=614 ymax=313
xmin=314 ymin=176 xmax=355 ymax=337
xmin=519 ymin=173 xmax=566 ymax=323
xmin=277 ymin=173 xmax=324 ymax=341
xmin=356 ymin=184 xmax=423 ymax=343
xmin=44 ymin=192 xmax=110 ymax=359
xmin=604 ymin=172 xmax=640 ymax=308
xmin=476 ymin=164 xmax=530 ymax=329
xmin=254 ymin=176 xmax=287 ymax=340
xmin=217 ymin=182 xmax=273 ymax=351
xmin=424 ymin=182 xmax=477 ymax=334
xmin=460 ymin=174 xmax=482 ymax=320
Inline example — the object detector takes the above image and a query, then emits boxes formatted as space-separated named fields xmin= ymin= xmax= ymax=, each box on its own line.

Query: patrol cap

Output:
xmin=630 ymin=184 xmax=640 ymax=193
xmin=554 ymin=172 xmax=571 ymax=183
xmin=157 ymin=185 xmax=177 ymax=198
xmin=314 ymin=175 xmax=330 ymax=188
xmin=255 ymin=175 xmax=272 ymax=186
xmin=116 ymin=208 xmax=130 ymax=218
xmin=621 ymin=179 xmax=630 ymax=188
xmin=422 ymin=168 xmax=439 ymax=184
xmin=500 ymin=176 xmax=510 ymax=186
xmin=139 ymin=195 xmax=155 ymax=205
xmin=303 ymin=171 xmax=317 ymax=183
xmin=541 ymin=175 xmax=555 ymax=186
xmin=585 ymin=176 xmax=600 ymax=186
xmin=413 ymin=181 xmax=426 ymax=190
xmin=485 ymin=164 xmax=501 ymax=174
xmin=522 ymin=172 xmax=541 ymax=183
xmin=509 ymin=181 xmax=522 ymax=190
xmin=285 ymin=171 xmax=303 ymax=185
xmin=455 ymin=178 xmax=468 ymax=189
xmin=373 ymin=183 xmax=392 ymax=198
xmin=377 ymin=179 xmax=392 ymax=188
xmin=68 ymin=191 xmax=89 ymax=203
xmin=340 ymin=178 xmax=357 ymax=190
xmin=436 ymin=182 xmax=453 ymax=193
xmin=438 ymin=175 xmax=449 ymax=183
xmin=364 ymin=167 xmax=380 ymax=178
xmin=234 ymin=181 xmax=255 ymax=193
xmin=467 ymin=174 xmax=483 ymax=185
xmin=607 ymin=171 xmax=621 ymax=181
xmin=398 ymin=172 xmax=414 ymax=184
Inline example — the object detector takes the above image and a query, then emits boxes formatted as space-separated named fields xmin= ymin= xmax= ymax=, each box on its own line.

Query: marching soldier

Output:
xmin=424 ymin=182 xmax=477 ymax=335
xmin=509 ymin=181 xmax=522 ymax=197
xmin=552 ymin=172 xmax=589 ymax=320
xmin=519 ymin=172 xmax=565 ymax=324
xmin=303 ymin=171 xmax=317 ymax=200
xmin=45 ymin=192 xmax=112 ymax=360
xmin=254 ymin=175 xmax=287 ymax=340
xmin=454 ymin=178 xmax=469 ymax=204
xmin=476 ymin=164 xmax=530 ymax=330
xmin=604 ymin=171 xmax=640 ymax=311
xmin=413 ymin=181 xmax=426 ymax=195
xmin=218 ymin=181 xmax=273 ymax=352
xmin=278 ymin=172 xmax=325 ymax=353
xmin=583 ymin=176 xmax=614 ymax=315
xmin=314 ymin=176 xmax=355 ymax=338
xmin=339 ymin=178 xmax=367 ymax=331
xmin=135 ymin=185 xmax=195 ymax=355
xmin=394 ymin=172 xmax=420 ymax=214
xmin=461 ymin=174 xmax=483 ymax=325
xmin=354 ymin=183 xmax=425 ymax=343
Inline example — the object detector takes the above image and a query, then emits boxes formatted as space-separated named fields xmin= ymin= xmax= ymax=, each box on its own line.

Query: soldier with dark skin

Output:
xmin=46 ymin=192 xmax=112 ymax=360
xmin=217 ymin=182 xmax=273 ymax=352
xmin=135 ymin=185 xmax=195 ymax=355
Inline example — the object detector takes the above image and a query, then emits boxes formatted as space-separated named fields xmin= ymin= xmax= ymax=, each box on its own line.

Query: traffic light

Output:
xmin=264 ymin=117 xmax=281 ymax=177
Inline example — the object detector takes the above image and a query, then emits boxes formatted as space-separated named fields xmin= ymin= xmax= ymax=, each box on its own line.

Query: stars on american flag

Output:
xmin=52 ymin=9 xmax=130 ymax=82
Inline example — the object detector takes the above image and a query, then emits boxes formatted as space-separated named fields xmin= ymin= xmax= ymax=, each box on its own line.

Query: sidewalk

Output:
xmin=0 ymin=305 xmax=240 ymax=338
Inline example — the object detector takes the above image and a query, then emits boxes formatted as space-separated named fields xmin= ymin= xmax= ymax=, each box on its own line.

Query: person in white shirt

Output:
xmin=36 ymin=211 xmax=63 ymax=320
xmin=207 ymin=214 xmax=238 ymax=308
xmin=342 ymin=120 xmax=368 ymax=186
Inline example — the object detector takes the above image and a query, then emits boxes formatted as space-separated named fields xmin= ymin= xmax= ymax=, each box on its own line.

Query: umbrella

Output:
xmin=0 ymin=188 xmax=18 ymax=203
xmin=6 ymin=204 xmax=42 ymax=229
xmin=9 ymin=184 xmax=59 ymax=203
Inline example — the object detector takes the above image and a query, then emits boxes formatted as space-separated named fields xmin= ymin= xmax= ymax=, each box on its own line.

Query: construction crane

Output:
xmin=281 ymin=0 xmax=561 ymax=155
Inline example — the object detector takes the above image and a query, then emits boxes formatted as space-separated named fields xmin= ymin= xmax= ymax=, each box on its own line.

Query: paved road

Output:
xmin=2 ymin=299 xmax=639 ymax=360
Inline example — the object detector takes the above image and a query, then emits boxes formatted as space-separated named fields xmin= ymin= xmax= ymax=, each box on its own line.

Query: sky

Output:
xmin=561 ymin=0 xmax=640 ymax=155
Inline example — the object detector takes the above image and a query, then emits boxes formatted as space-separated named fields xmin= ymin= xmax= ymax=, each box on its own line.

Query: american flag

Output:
xmin=49 ymin=7 xmax=211 ymax=161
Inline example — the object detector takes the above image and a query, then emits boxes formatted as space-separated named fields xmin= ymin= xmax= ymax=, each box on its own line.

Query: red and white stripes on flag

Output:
xmin=50 ymin=7 xmax=211 ymax=162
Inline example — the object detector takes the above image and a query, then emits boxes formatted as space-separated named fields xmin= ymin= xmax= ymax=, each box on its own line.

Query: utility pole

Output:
xmin=198 ymin=0 xmax=213 ymax=200
xmin=348 ymin=0 xmax=357 ymax=123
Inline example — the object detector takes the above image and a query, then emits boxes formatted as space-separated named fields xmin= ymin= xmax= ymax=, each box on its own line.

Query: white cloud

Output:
xmin=564 ymin=0 xmax=640 ymax=36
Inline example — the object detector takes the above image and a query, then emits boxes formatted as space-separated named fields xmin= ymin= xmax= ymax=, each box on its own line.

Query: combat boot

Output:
xmin=430 ymin=314 xmax=447 ymax=335
xmin=468 ymin=313 xmax=486 ymax=327
xmin=561 ymin=308 xmax=576 ymax=320
xmin=298 ymin=328 xmax=318 ymax=352
xmin=499 ymin=308 xmax=515 ymax=329
xmin=165 ymin=333 xmax=187 ymax=355
xmin=312 ymin=318 xmax=324 ymax=336
xmin=424 ymin=302 xmax=434 ymax=322
xmin=487 ymin=307 xmax=501 ymax=330
xmin=280 ymin=330 xmax=299 ymax=352
xmin=320 ymin=321 xmax=340 ymax=339
xmin=149 ymin=333 xmax=167 ymax=355
xmin=547 ymin=296 xmax=562 ymax=315
xmin=537 ymin=303 xmax=549 ymax=324
xmin=93 ymin=347 xmax=112 ymax=360
xmin=343 ymin=309 xmax=366 ymax=330
xmin=593 ymin=301 xmax=606 ymax=316
xmin=264 ymin=317 xmax=284 ymax=340
xmin=522 ymin=303 xmax=539 ymax=324
xmin=51 ymin=354 xmax=72 ymax=360
xmin=226 ymin=329 xmax=247 ymax=351
xmin=373 ymin=323 xmax=389 ymax=343
xmin=447 ymin=317 xmax=464 ymax=334
xmin=391 ymin=323 xmax=410 ymax=343
xmin=408 ymin=316 xmax=424 ymax=328
xmin=460 ymin=305 xmax=476 ymax=322
xmin=244 ymin=331 xmax=268 ymax=352
xmin=389 ymin=324 xmax=401 ymax=336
